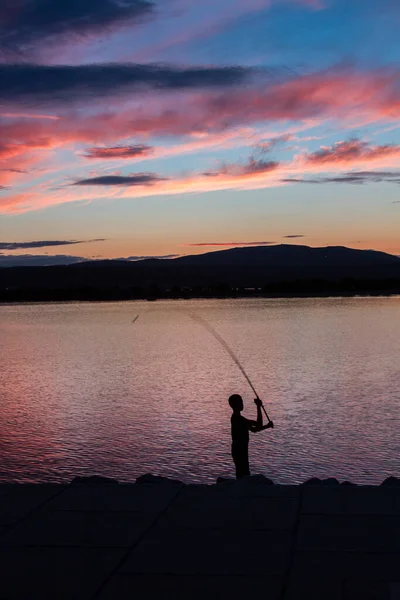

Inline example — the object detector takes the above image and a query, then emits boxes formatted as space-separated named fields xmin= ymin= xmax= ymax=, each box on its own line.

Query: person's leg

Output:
xmin=233 ymin=452 xmax=250 ymax=479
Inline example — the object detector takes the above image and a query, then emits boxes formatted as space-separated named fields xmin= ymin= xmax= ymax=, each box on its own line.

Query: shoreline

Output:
xmin=1 ymin=292 xmax=400 ymax=306
xmin=2 ymin=473 xmax=400 ymax=486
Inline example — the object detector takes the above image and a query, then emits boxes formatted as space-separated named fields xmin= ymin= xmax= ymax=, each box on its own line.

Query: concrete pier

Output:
xmin=1 ymin=477 xmax=400 ymax=599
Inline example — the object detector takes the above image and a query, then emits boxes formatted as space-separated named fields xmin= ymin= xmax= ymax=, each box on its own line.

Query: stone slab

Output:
xmin=48 ymin=484 xmax=180 ymax=512
xmin=391 ymin=490 xmax=400 ymax=515
xmin=1 ymin=482 xmax=400 ymax=599
xmin=192 ymin=483 xmax=300 ymax=498
xmin=0 ymin=547 xmax=124 ymax=600
xmin=284 ymin=552 xmax=400 ymax=600
xmin=0 ymin=509 xmax=161 ymax=548
xmin=0 ymin=484 xmax=65 ymax=527
xmin=97 ymin=574 xmax=284 ymax=600
xmin=121 ymin=528 xmax=291 ymax=575
xmin=302 ymin=486 xmax=396 ymax=516
xmin=343 ymin=579 xmax=396 ymax=600
xmin=158 ymin=491 xmax=298 ymax=530
xmin=283 ymin=579 xmax=343 ymax=600
xmin=298 ymin=514 xmax=400 ymax=552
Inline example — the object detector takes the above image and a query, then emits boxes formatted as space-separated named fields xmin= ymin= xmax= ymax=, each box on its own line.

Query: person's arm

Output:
xmin=259 ymin=422 xmax=274 ymax=431
xmin=249 ymin=421 xmax=274 ymax=432
xmin=255 ymin=397 xmax=263 ymax=429
xmin=248 ymin=398 xmax=274 ymax=432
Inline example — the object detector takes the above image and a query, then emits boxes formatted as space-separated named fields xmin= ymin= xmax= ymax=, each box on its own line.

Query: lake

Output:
xmin=1 ymin=298 xmax=399 ymax=484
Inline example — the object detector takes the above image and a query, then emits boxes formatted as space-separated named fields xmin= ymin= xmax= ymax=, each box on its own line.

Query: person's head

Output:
xmin=229 ymin=394 xmax=243 ymax=412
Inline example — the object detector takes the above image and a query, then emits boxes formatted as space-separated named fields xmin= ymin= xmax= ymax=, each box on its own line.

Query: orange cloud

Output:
xmin=4 ymin=130 xmax=400 ymax=214
xmin=0 ymin=156 xmax=285 ymax=213
xmin=0 ymin=139 xmax=52 ymax=160
xmin=0 ymin=191 xmax=36 ymax=212
xmin=0 ymin=113 xmax=60 ymax=120
xmin=181 ymin=241 xmax=276 ymax=247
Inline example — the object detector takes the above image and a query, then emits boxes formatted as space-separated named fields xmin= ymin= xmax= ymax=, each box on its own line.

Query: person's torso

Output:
xmin=231 ymin=414 xmax=249 ymax=448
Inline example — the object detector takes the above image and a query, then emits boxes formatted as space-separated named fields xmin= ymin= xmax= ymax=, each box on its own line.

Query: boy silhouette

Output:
xmin=229 ymin=394 xmax=274 ymax=479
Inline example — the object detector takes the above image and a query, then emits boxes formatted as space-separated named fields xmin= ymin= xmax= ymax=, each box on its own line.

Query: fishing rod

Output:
xmin=132 ymin=315 xmax=140 ymax=324
xmin=190 ymin=313 xmax=272 ymax=424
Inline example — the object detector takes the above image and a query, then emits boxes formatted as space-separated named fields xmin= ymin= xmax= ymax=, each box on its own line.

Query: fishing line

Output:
xmin=190 ymin=313 xmax=272 ymax=423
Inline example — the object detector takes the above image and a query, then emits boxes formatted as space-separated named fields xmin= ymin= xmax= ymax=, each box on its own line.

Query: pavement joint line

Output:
xmin=89 ymin=485 xmax=185 ymax=600
xmin=279 ymin=484 xmax=304 ymax=600
xmin=0 ymin=484 xmax=68 ymax=537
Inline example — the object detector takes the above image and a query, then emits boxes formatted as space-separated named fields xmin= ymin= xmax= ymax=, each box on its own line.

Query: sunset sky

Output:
xmin=1 ymin=0 xmax=399 ymax=266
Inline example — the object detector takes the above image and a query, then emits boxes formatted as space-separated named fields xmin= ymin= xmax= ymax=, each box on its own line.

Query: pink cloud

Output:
xmin=0 ymin=156 xmax=286 ymax=213
xmin=4 ymin=130 xmax=400 ymax=214
xmin=203 ymin=157 xmax=279 ymax=178
xmin=0 ymin=153 xmax=44 ymax=187
xmin=0 ymin=109 xmax=309 ymax=191
xmin=79 ymin=126 xmax=313 ymax=172
xmin=0 ymin=139 xmax=52 ymax=160
xmin=1 ymin=66 xmax=399 ymax=160
xmin=0 ymin=191 xmax=37 ymax=212
xmin=199 ymin=68 xmax=400 ymax=130
xmin=304 ymin=139 xmax=400 ymax=167
xmin=83 ymin=145 xmax=153 ymax=159
xmin=256 ymin=134 xmax=294 ymax=153
xmin=4 ymin=64 xmax=400 ymax=139
xmin=87 ymin=67 xmax=400 ymax=137
xmin=2 ymin=64 xmax=400 ymax=213
xmin=2 ymin=146 xmax=400 ymax=214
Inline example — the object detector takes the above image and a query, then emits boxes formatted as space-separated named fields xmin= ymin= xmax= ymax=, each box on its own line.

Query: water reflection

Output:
xmin=0 ymin=298 xmax=399 ymax=484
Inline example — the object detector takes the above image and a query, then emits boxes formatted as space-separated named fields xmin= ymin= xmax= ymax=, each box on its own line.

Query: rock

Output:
xmin=341 ymin=480 xmax=357 ymax=486
xmin=302 ymin=477 xmax=340 ymax=486
xmin=248 ymin=474 xmax=274 ymax=485
xmin=216 ymin=477 xmax=235 ymax=484
xmin=381 ymin=476 xmax=400 ymax=487
xmin=302 ymin=477 xmax=322 ymax=486
xmin=322 ymin=478 xmax=340 ymax=486
xmin=236 ymin=475 xmax=274 ymax=485
xmin=217 ymin=475 xmax=274 ymax=485
xmin=71 ymin=475 xmax=119 ymax=486
xmin=135 ymin=474 xmax=183 ymax=485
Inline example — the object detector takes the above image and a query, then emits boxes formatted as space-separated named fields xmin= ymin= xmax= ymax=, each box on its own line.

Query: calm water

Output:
xmin=1 ymin=298 xmax=400 ymax=484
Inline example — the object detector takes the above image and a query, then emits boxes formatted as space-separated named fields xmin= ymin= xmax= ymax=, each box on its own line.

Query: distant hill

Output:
xmin=1 ymin=245 xmax=400 ymax=300
xmin=172 ymin=244 xmax=400 ymax=268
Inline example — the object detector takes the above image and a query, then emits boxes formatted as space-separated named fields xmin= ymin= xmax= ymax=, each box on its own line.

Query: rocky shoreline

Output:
xmin=72 ymin=472 xmax=400 ymax=487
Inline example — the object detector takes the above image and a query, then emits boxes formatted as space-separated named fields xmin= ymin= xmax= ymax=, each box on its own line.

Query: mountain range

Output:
xmin=1 ymin=245 xmax=400 ymax=300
